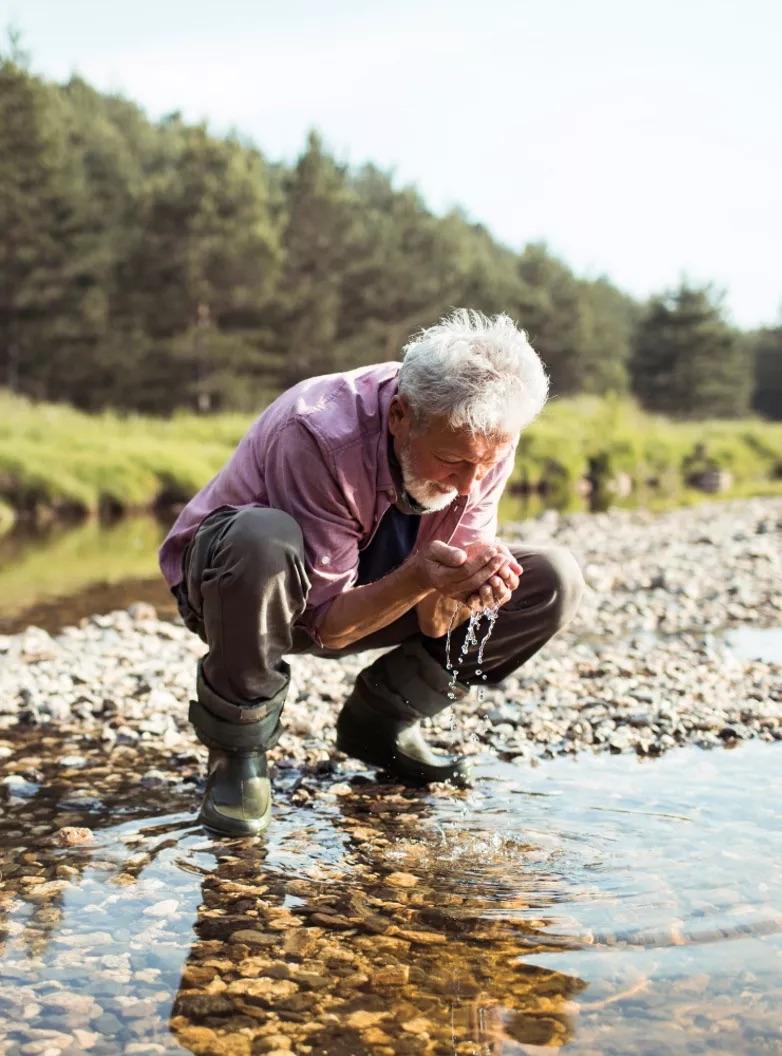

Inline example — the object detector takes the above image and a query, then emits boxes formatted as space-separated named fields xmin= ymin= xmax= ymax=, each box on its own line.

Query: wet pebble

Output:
xmin=49 ymin=827 xmax=94 ymax=847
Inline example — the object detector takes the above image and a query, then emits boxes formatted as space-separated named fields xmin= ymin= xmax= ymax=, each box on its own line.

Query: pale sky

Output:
xmin=4 ymin=0 xmax=781 ymax=328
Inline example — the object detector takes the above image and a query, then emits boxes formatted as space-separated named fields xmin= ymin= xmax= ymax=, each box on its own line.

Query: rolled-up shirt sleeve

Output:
xmin=261 ymin=420 xmax=361 ymax=635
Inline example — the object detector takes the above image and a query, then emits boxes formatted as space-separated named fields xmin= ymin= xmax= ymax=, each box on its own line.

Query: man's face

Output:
xmin=388 ymin=396 xmax=515 ymax=513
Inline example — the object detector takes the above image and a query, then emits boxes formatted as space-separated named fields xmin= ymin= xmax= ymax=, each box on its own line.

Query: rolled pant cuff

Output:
xmin=196 ymin=657 xmax=289 ymax=723
xmin=188 ymin=697 xmax=283 ymax=752
xmin=192 ymin=657 xmax=289 ymax=751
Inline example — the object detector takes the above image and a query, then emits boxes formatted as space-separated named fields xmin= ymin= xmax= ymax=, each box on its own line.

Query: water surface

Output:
xmin=0 ymin=516 xmax=176 ymax=634
xmin=0 ymin=484 xmax=696 ymax=634
xmin=1 ymin=734 xmax=779 ymax=1054
xmin=726 ymin=626 xmax=782 ymax=665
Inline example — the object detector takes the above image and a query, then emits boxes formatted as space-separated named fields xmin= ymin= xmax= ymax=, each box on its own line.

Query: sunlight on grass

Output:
xmin=0 ymin=389 xmax=249 ymax=519
xmin=1 ymin=388 xmax=780 ymax=524
xmin=512 ymin=394 xmax=782 ymax=505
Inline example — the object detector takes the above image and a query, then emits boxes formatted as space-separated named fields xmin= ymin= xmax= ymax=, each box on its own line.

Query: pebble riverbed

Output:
xmin=1 ymin=497 xmax=780 ymax=766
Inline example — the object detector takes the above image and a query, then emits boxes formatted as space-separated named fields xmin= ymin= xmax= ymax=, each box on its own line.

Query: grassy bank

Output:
xmin=0 ymin=389 xmax=248 ymax=526
xmin=513 ymin=395 xmax=782 ymax=506
xmin=1 ymin=388 xmax=781 ymax=532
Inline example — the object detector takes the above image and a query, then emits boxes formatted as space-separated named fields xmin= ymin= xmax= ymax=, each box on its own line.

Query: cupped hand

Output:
xmin=463 ymin=540 xmax=522 ymax=611
xmin=415 ymin=540 xmax=510 ymax=602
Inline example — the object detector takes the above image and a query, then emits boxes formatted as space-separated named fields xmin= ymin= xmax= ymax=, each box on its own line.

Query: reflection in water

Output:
xmin=0 ymin=731 xmax=781 ymax=1054
xmin=0 ymin=515 xmax=175 ymax=633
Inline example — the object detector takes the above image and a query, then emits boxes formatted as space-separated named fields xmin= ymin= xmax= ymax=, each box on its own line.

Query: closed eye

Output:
xmin=436 ymin=455 xmax=499 ymax=468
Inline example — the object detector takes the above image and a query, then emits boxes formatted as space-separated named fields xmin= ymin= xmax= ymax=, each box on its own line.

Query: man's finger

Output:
xmin=428 ymin=541 xmax=468 ymax=567
xmin=460 ymin=545 xmax=499 ymax=577
xmin=500 ymin=554 xmax=523 ymax=576
xmin=460 ymin=552 xmax=506 ymax=587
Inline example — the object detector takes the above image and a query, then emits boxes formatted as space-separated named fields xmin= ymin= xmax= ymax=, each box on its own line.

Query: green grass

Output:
xmin=0 ymin=388 xmax=251 ymax=522
xmin=1 ymin=387 xmax=780 ymax=528
xmin=511 ymin=394 xmax=782 ymax=504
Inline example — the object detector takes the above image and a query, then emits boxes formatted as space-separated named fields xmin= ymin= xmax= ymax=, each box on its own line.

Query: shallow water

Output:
xmin=1 ymin=733 xmax=780 ymax=1054
xmin=0 ymin=516 xmax=176 ymax=634
xmin=726 ymin=626 xmax=782 ymax=665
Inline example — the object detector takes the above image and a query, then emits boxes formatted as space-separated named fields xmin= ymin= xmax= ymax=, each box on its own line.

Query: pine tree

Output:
xmin=631 ymin=284 xmax=751 ymax=417
xmin=514 ymin=244 xmax=585 ymax=396
xmin=752 ymin=326 xmax=782 ymax=420
xmin=274 ymin=131 xmax=364 ymax=383
xmin=0 ymin=50 xmax=83 ymax=400
xmin=120 ymin=126 xmax=281 ymax=411
xmin=0 ymin=48 xmax=689 ymax=415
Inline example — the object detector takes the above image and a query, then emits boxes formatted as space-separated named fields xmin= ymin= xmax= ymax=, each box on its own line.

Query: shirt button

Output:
xmin=321 ymin=556 xmax=331 ymax=565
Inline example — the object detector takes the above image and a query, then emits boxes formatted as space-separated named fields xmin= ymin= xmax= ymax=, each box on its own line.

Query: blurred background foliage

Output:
xmin=2 ymin=43 xmax=780 ymax=423
xmin=3 ymin=387 xmax=781 ymax=524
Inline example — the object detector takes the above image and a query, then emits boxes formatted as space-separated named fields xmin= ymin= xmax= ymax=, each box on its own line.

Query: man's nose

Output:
xmin=452 ymin=464 xmax=481 ymax=495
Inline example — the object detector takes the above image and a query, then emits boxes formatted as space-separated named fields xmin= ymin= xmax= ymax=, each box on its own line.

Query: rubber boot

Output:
xmin=198 ymin=748 xmax=273 ymax=835
xmin=336 ymin=640 xmax=473 ymax=787
xmin=189 ymin=658 xmax=288 ymax=837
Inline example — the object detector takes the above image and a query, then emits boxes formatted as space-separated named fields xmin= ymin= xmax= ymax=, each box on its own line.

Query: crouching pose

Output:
xmin=158 ymin=310 xmax=584 ymax=836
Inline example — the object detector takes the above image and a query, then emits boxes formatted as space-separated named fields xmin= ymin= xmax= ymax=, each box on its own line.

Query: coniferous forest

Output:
xmin=1 ymin=43 xmax=780 ymax=420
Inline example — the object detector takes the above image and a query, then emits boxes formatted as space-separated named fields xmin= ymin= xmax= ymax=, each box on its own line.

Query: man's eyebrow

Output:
xmin=436 ymin=447 xmax=511 ymax=463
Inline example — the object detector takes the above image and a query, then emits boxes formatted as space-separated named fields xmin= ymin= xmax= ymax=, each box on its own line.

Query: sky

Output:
xmin=4 ymin=0 xmax=781 ymax=329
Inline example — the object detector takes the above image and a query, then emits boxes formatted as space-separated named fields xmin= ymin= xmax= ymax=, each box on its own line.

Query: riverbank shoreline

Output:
xmin=1 ymin=497 xmax=780 ymax=771
xmin=3 ymin=387 xmax=782 ymax=540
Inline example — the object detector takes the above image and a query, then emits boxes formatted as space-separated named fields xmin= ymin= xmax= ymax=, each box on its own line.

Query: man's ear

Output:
xmin=388 ymin=394 xmax=409 ymax=436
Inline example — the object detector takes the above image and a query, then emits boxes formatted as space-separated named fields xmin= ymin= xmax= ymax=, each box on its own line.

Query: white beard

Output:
xmin=398 ymin=445 xmax=458 ymax=513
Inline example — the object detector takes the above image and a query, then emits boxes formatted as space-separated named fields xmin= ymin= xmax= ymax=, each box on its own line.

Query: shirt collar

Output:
xmin=376 ymin=373 xmax=399 ymax=499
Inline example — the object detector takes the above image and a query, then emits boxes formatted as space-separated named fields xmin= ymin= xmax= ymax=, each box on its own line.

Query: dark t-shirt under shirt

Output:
xmin=356 ymin=505 xmax=420 ymax=585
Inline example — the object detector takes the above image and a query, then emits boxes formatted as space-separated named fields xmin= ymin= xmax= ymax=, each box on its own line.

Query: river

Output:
xmin=0 ymin=489 xmax=721 ymax=636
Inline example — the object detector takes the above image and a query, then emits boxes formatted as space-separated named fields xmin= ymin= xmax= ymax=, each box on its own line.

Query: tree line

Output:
xmin=1 ymin=40 xmax=780 ymax=420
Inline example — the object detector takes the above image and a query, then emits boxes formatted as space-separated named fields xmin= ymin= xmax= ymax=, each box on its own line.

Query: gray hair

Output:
xmin=398 ymin=308 xmax=549 ymax=436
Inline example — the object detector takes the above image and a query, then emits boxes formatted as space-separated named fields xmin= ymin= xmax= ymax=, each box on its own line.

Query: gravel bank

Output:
xmin=1 ymin=498 xmax=780 ymax=768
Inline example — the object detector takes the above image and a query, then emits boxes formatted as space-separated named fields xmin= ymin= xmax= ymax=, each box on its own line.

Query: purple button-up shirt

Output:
xmin=158 ymin=362 xmax=517 ymax=633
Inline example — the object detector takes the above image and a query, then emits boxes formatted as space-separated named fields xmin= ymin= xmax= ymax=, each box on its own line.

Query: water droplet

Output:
xmin=445 ymin=604 xmax=500 ymax=700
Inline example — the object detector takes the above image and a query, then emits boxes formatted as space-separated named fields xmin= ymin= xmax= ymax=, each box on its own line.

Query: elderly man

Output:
xmin=159 ymin=309 xmax=584 ymax=836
